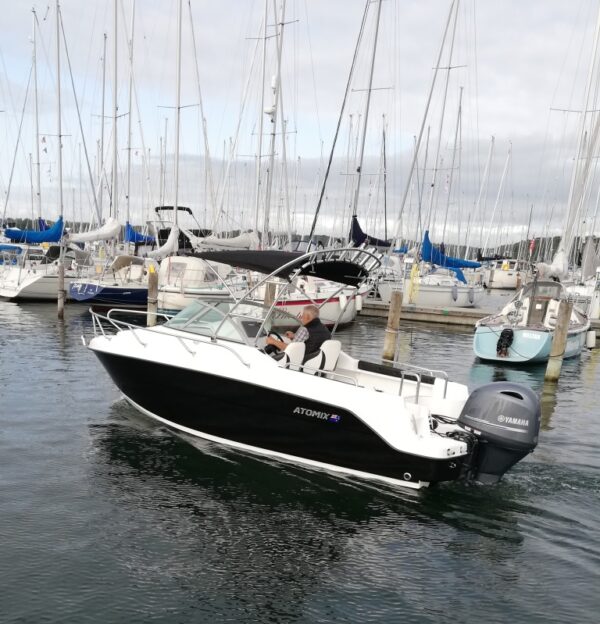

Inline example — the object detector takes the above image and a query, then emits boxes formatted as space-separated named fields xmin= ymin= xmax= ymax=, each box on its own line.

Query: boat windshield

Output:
xmin=516 ymin=281 xmax=563 ymax=302
xmin=165 ymin=299 xmax=301 ymax=344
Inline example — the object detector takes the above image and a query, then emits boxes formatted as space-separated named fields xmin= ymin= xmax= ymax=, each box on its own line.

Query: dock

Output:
xmin=360 ymin=299 xmax=600 ymax=330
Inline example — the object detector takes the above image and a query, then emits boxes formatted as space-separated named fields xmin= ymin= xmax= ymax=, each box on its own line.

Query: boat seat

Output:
xmin=279 ymin=342 xmax=305 ymax=369
xmin=303 ymin=340 xmax=342 ymax=376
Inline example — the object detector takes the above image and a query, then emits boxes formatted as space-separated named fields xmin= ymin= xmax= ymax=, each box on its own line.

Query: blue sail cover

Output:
xmin=350 ymin=215 xmax=390 ymax=248
xmin=5 ymin=216 xmax=64 ymax=244
xmin=38 ymin=218 xmax=49 ymax=231
xmin=421 ymin=230 xmax=480 ymax=284
xmin=124 ymin=222 xmax=155 ymax=244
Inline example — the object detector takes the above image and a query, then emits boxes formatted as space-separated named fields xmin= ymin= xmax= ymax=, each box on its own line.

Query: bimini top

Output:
xmin=192 ymin=247 xmax=382 ymax=287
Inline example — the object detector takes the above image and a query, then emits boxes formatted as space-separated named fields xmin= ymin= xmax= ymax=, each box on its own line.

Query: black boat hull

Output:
xmin=95 ymin=351 xmax=466 ymax=486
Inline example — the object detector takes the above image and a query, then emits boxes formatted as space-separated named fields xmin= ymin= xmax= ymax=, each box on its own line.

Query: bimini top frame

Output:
xmin=189 ymin=246 xmax=383 ymax=345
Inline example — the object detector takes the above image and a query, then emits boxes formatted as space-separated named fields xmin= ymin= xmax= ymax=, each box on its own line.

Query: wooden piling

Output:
xmin=57 ymin=247 xmax=65 ymax=320
xmin=264 ymin=281 xmax=277 ymax=308
xmin=382 ymin=290 xmax=403 ymax=361
xmin=147 ymin=264 xmax=158 ymax=327
xmin=544 ymin=299 xmax=573 ymax=382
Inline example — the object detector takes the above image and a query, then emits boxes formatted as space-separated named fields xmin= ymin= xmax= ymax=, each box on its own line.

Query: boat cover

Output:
xmin=147 ymin=225 xmax=179 ymax=260
xmin=67 ymin=217 xmax=121 ymax=243
xmin=124 ymin=222 xmax=155 ymax=244
xmin=350 ymin=215 xmax=390 ymax=247
xmin=421 ymin=230 xmax=480 ymax=278
xmin=193 ymin=249 xmax=375 ymax=286
xmin=5 ymin=216 xmax=64 ymax=244
xmin=183 ymin=228 xmax=259 ymax=251
xmin=0 ymin=244 xmax=23 ymax=254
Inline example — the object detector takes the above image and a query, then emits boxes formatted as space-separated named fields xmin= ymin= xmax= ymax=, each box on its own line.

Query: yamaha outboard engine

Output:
xmin=458 ymin=382 xmax=540 ymax=483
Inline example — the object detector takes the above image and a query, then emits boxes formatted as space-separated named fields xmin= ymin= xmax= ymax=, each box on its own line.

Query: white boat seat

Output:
xmin=303 ymin=340 xmax=342 ymax=376
xmin=279 ymin=342 xmax=305 ymax=369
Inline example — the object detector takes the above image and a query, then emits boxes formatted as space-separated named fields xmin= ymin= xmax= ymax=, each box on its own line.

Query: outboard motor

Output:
xmin=458 ymin=382 xmax=540 ymax=483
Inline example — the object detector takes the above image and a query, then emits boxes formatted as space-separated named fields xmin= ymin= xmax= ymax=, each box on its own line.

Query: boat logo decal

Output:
xmin=497 ymin=414 xmax=528 ymax=426
xmin=293 ymin=407 xmax=342 ymax=423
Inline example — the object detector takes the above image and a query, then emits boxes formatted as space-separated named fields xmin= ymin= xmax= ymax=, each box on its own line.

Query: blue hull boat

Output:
xmin=473 ymin=280 xmax=590 ymax=364
xmin=69 ymin=281 xmax=148 ymax=307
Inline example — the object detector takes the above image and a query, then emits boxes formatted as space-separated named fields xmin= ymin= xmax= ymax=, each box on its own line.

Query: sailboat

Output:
xmin=474 ymin=279 xmax=589 ymax=363
xmin=403 ymin=231 xmax=483 ymax=308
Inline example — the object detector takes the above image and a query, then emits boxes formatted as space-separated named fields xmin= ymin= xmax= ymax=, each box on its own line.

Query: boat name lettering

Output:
xmin=293 ymin=407 xmax=341 ymax=423
xmin=522 ymin=331 xmax=541 ymax=340
xmin=497 ymin=414 xmax=528 ymax=426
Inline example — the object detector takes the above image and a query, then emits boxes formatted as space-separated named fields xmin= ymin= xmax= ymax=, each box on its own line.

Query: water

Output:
xmin=1 ymin=301 xmax=599 ymax=623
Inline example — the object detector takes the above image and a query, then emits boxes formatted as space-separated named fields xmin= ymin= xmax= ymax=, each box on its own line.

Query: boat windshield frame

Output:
xmin=164 ymin=297 xmax=303 ymax=345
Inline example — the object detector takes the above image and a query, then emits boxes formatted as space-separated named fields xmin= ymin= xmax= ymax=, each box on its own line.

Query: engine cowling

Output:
xmin=458 ymin=382 xmax=541 ymax=483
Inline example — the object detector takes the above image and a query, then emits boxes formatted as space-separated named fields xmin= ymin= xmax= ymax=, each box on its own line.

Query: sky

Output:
xmin=1 ymin=0 xmax=599 ymax=249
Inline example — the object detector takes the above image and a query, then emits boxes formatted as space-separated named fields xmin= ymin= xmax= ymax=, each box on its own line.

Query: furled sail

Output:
xmin=182 ymin=228 xmax=259 ymax=251
xmin=124 ymin=222 xmax=155 ymax=245
xmin=67 ymin=217 xmax=121 ymax=243
xmin=5 ymin=216 xmax=64 ymax=244
xmin=147 ymin=225 xmax=179 ymax=260
xmin=350 ymin=215 xmax=390 ymax=247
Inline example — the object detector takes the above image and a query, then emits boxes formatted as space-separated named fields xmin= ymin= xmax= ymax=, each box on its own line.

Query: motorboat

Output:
xmin=474 ymin=280 xmax=590 ymax=364
xmin=86 ymin=247 xmax=541 ymax=490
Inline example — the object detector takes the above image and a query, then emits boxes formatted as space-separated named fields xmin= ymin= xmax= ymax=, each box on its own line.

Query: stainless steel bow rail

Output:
xmin=84 ymin=307 xmax=251 ymax=368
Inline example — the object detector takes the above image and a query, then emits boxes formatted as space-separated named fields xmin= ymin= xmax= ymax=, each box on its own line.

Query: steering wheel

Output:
xmin=263 ymin=330 xmax=285 ymax=356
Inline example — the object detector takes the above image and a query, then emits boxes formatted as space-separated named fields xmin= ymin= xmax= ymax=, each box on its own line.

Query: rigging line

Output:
xmin=307 ymin=0 xmax=371 ymax=244
xmin=302 ymin=0 xmax=323 ymax=144
xmin=1 ymin=64 xmax=33 ymax=223
xmin=59 ymin=8 xmax=102 ymax=225
xmin=391 ymin=0 xmax=458 ymax=245
xmin=210 ymin=32 xmax=263 ymax=233
xmin=119 ymin=0 xmax=155 ymax=213
xmin=188 ymin=0 xmax=217 ymax=219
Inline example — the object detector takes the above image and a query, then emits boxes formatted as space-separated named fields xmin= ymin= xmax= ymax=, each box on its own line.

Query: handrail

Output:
xmin=380 ymin=357 xmax=449 ymax=399
xmin=89 ymin=307 xmax=251 ymax=368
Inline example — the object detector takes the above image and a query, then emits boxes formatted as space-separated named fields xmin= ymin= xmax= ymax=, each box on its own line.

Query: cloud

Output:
xmin=1 ymin=0 xmax=598 ymax=249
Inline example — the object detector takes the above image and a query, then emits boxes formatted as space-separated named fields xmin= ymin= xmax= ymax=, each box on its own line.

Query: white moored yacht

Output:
xmin=86 ymin=248 xmax=541 ymax=490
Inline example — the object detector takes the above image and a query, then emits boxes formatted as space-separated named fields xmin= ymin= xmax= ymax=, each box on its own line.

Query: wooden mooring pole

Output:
xmin=147 ymin=264 xmax=158 ymax=327
xmin=57 ymin=245 xmax=65 ymax=320
xmin=544 ymin=300 xmax=573 ymax=382
xmin=382 ymin=290 xmax=402 ymax=361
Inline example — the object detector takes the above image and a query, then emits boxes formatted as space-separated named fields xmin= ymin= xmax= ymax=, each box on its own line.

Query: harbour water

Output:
xmin=1 ymin=301 xmax=599 ymax=623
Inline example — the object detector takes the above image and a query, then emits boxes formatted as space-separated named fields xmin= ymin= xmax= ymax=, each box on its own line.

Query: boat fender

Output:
xmin=355 ymin=294 xmax=363 ymax=312
xmin=496 ymin=328 xmax=514 ymax=357
xmin=586 ymin=330 xmax=596 ymax=349
xmin=468 ymin=287 xmax=475 ymax=304
xmin=451 ymin=284 xmax=458 ymax=301
xmin=339 ymin=293 xmax=348 ymax=310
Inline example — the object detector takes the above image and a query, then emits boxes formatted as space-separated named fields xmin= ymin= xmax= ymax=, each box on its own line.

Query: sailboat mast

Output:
xmin=56 ymin=1 xmax=63 ymax=218
xmin=391 ymin=0 xmax=458 ymax=243
xmin=441 ymin=85 xmax=463 ymax=244
xmin=263 ymin=0 xmax=287 ymax=242
xmin=351 ymin=0 xmax=383 ymax=220
xmin=173 ymin=0 xmax=182 ymax=227
xmin=32 ymin=9 xmax=42 ymax=221
xmin=112 ymin=0 xmax=118 ymax=221
xmin=99 ymin=33 xmax=107 ymax=221
xmin=382 ymin=114 xmax=387 ymax=240
xmin=424 ymin=0 xmax=460 ymax=232
xmin=126 ymin=0 xmax=136 ymax=226
xmin=254 ymin=0 xmax=269 ymax=236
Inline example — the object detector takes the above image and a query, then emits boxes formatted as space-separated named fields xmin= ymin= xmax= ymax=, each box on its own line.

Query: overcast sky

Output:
xmin=1 ymin=0 xmax=599 ymax=247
